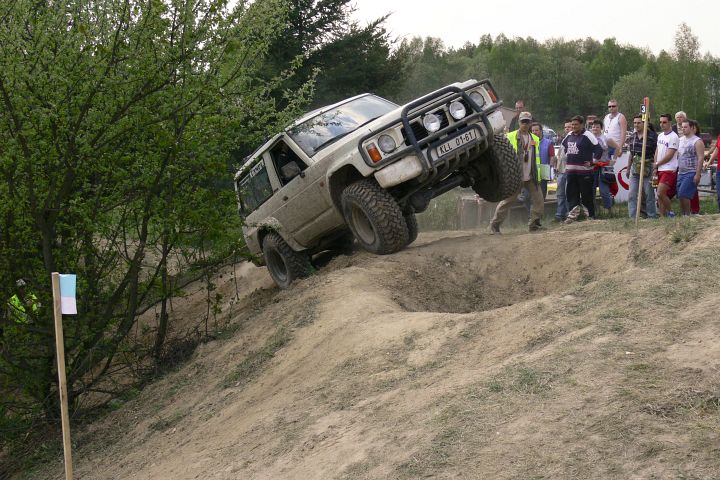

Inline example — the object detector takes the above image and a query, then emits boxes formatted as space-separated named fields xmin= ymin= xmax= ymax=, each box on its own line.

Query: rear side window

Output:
xmin=237 ymin=159 xmax=273 ymax=214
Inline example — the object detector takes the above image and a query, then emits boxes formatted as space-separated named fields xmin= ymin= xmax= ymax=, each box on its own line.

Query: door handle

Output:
xmin=282 ymin=195 xmax=288 ymax=201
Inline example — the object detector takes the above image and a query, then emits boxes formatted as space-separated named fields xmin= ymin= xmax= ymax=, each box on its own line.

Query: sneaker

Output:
xmin=666 ymin=211 xmax=676 ymax=218
xmin=489 ymin=223 xmax=501 ymax=235
xmin=564 ymin=217 xmax=575 ymax=225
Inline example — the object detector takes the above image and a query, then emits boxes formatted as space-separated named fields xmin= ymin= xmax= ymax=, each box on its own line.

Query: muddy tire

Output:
xmin=405 ymin=213 xmax=418 ymax=246
xmin=472 ymin=134 xmax=523 ymax=202
xmin=341 ymin=179 xmax=409 ymax=254
xmin=262 ymin=232 xmax=312 ymax=289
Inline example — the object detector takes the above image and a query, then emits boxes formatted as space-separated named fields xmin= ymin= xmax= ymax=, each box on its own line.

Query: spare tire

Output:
xmin=471 ymin=134 xmax=522 ymax=202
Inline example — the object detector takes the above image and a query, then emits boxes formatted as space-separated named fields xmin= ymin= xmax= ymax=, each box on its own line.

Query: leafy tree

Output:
xmin=0 ymin=0 xmax=311 ymax=436
xmin=610 ymin=70 xmax=659 ymax=121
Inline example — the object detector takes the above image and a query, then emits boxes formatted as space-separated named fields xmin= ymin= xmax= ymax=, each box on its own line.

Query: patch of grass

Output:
xmin=668 ymin=218 xmax=698 ymax=243
xmin=148 ymin=411 xmax=185 ymax=432
xmin=486 ymin=365 xmax=555 ymax=395
xmin=526 ymin=327 xmax=566 ymax=350
xmin=221 ymin=327 xmax=291 ymax=388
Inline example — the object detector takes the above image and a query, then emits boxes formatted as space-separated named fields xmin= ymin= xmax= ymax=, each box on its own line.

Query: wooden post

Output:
xmin=635 ymin=97 xmax=650 ymax=227
xmin=51 ymin=272 xmax=73 ymax=480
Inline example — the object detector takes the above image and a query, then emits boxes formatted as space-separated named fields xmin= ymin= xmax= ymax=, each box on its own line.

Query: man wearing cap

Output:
xmin=489 ymin=111 xmax=544 ymax=233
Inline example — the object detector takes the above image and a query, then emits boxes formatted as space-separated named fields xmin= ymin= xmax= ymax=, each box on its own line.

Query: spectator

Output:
xmin=590 ymin=119 xmax=622 ymax=215
xmin=508 ymin=100 xmax=525 ymax=132
xmin=703 ymin=132 xmax=720 ymax=211
xmin=603 ymin=99 xmax=627 ymax=160
xmin=654 ymin=113 xmax=680 ymax=217
xmin=554 ymin=121 xmax=572 ymax=222
xmin=7 ymin=279 xmax=39 ymax=325
xmin=677 ymin=119 xmax=705 ymax=216
xmin=674 ymin=111 xmax=701 ymax=214
xmin=627 ymin=115 xmax=658 ymax=219
xmin=562 ymin=115 xmax=602 ymax=223
xmin=531 ymin=122 xmax=556 ymax=199
xmin=489 ymin=112 xmax=545 ymax=233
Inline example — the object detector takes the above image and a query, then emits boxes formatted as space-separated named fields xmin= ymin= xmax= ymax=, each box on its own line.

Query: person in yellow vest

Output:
xmin=489 ymin=111 xmax=545 ymax=233
xmin=7 ymin=279 xmax=40 ymax=325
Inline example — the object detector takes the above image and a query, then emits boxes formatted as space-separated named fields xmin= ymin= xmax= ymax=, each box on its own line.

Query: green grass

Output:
xmin=222 ymin=327 xmax=291 ymax=388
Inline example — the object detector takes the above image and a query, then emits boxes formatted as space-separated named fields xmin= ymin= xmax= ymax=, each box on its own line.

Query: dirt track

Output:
xmin=34 ymin=217 xmax=720 ymax=479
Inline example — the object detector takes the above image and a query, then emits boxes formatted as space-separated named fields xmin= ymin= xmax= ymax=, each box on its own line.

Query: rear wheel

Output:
xmin=341 ymin=179 xmax=408 ymax=254
xmin=471 ymin=134 xmax=522 ymax=202
xmin=262 ymin=232 xmax=312 ymax=289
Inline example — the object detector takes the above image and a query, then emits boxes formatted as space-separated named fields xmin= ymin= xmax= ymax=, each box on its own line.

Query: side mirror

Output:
xmin=280 ymin=161 xmax=304 ymax=181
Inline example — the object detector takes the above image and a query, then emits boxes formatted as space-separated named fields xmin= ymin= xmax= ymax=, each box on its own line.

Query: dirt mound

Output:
xmin=34 ymin=217 xmax=720 ymax=480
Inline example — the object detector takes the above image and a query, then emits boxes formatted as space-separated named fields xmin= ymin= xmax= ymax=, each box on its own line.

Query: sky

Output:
xmin=351 ymin=0 xmax=720 ymax=57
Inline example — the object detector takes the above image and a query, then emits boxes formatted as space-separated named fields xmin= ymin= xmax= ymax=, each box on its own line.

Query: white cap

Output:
xmin=16 ymin=279 xmax=26 ymax=287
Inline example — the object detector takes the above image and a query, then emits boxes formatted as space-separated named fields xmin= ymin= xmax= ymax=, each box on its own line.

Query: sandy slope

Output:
xmin=33 ymin=217 xmax=720 ymax=480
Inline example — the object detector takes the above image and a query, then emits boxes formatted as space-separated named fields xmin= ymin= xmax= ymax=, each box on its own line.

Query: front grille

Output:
xmin=401 ymin=109 xmax=450 ymax=146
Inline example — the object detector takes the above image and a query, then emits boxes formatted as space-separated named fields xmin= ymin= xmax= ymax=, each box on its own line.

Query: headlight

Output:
xmin=449 ymin=101 xmax=466 ymax=120
xmin=469 ymin=91 xmax=486 ymax=109
xmin=423 ymin=113 xmax=441 ymax=132
xmin=377 ymin=134 xmax=396 ymax=153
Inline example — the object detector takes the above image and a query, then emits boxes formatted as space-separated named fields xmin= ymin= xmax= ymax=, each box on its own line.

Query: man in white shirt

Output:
xmin=654 ymin=113 xmax=680 ymax=217
xmin=603 ymin=99 xmax=627 ymax=160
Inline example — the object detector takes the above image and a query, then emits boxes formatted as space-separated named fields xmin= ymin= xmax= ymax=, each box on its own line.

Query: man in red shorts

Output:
xmin=655 ymin=113 xmax=680 ymax=217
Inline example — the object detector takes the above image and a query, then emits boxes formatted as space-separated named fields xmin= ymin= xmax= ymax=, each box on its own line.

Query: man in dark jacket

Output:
xmin=561 ymin=115 xmax=603 ymax=223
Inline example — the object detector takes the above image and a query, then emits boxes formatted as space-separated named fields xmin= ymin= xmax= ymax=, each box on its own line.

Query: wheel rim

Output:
xmin=265 ymin=248 xmax=288 ymax=284
xmin=350 ymin=204 xmax=376 ymax=245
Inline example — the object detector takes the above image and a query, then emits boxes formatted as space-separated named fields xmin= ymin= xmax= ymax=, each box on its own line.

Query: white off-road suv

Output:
xmin=235 ymin=79 xmax=521 ymax=288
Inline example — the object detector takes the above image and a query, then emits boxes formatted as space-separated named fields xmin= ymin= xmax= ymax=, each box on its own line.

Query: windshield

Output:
xmin=288 ymin=95 xmax=397 ymax=157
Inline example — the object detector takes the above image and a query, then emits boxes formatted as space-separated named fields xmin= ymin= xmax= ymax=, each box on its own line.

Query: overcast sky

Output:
xmin=351 ymin=0 xmax=720 ymax=57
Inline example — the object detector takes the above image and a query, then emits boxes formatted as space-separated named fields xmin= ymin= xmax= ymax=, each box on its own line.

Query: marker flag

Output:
xmin=59 ymin=274 xmax=77 ymax=315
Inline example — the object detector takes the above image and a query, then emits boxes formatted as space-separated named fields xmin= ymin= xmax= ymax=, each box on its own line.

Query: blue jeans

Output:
xmin=628 ymin=174 xmax=657 ymax=218
xmin=555 ymin=173 xmax=568 ymax=219
xmin=593 ymin=169 xmax=614 ymax=210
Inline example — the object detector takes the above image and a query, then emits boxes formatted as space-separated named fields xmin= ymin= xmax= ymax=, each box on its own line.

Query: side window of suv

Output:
xmin=237 ymin=159 xmax=274 ymax=215
xmin=271 ymin=141 xmax=307 ymax=186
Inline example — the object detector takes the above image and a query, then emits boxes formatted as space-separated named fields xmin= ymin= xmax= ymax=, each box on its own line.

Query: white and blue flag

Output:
xmin=59 ymin=274 xmax=77 ymax=315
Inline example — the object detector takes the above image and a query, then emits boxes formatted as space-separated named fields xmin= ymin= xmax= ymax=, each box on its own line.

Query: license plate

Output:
xmin=436 ymin=129 xmax=478 ymax=157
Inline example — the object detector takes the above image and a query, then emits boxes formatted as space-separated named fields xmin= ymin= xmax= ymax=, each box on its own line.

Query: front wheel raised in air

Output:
xmin=472 ymin=133 xmax=523 ymax=202
xmin=341 ymin=179 xmax=408 ymax=254
xmin=262 ymin=232 xmax=312 ymax=289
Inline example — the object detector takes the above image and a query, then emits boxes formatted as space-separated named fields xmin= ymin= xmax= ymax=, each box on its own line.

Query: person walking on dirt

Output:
xmin=554 ymin=121 xmax=572 ymax=221
xmin=489 ymin=111 xmax=544 ymax=234
xmin=561 ymin=115 xmax=603 ymax=223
